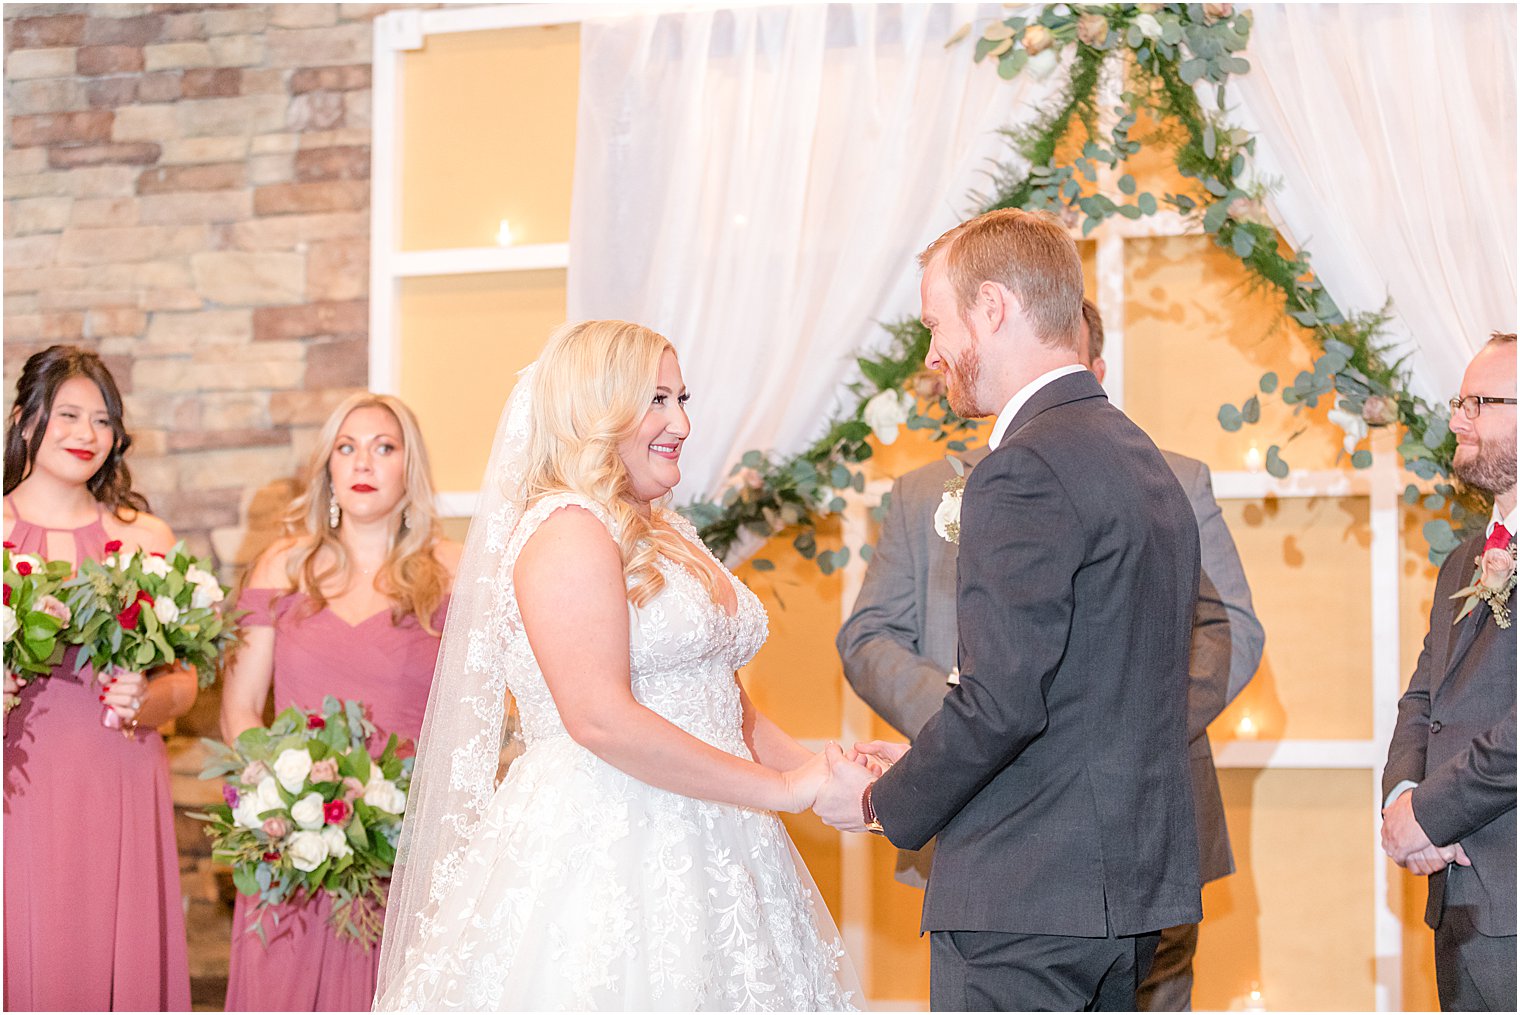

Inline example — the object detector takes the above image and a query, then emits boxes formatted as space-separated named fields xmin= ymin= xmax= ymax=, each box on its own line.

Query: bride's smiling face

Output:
xmin=619 ymin=350 xmax=690 ymax=505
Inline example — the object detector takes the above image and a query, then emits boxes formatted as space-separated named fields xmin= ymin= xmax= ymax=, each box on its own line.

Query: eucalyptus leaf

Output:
xmin=1351 ymin=450 xmax=1373 ymax=470
xmin=1259 ymin=372 xmax=1278 ymax=394
xmin=1265 ymin=445 xmax=1289 ymax=479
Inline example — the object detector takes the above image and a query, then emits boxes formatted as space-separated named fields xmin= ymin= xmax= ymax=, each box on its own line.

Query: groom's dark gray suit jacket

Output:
xmin=869 ymin=370 xmax=1204 ymax=938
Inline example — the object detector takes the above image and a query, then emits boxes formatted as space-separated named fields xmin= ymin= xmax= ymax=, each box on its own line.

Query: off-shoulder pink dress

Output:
xmin=223 ymin=587 xmax=445 ymax=1012
xmin=3 ymin=502 xmax=192 ymax=1011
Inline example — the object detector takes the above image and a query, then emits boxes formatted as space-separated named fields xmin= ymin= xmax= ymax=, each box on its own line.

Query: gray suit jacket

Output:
xmin=1383 ymin=531 xmax=1516 ymax=937
xmin=839 ymin=442 xmax=1264 ymax=889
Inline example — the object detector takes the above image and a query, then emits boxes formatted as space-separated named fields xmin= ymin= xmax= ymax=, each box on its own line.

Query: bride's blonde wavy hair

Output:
xmin=280 ymin=393 xmax=449 ymax=634
xmin=523 ymin=320 xmax=725 ymax=609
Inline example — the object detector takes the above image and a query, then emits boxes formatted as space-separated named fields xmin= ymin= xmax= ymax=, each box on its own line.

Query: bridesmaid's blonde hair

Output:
xmin=523 ymin=320 xmax=724 ymax=609
xmin=282 ymin=393 xmax=449 ymax=634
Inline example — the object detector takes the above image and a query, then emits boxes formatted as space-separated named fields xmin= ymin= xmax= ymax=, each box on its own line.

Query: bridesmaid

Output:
xmin=3 ymin=346 xmax=197 ymax=1011
xmin=219 ymin=392 xmax=459 ymax=1011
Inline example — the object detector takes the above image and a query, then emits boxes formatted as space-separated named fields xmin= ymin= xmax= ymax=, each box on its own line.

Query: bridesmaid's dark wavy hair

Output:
xmin=4 ymin=345 xmax=150 ymax=518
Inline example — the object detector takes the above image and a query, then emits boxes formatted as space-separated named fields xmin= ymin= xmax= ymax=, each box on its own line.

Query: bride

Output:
xmin=374 ymin=320 xmax=860 ymax=1010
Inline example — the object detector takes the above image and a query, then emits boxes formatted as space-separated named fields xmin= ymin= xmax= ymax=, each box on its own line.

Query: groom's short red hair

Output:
xmin=918 ymin=208 xmax=1084 ymax=352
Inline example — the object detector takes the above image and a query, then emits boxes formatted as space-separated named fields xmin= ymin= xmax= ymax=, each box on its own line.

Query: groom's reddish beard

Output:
xmin=944 ymin=338 xmax=986 ymax=418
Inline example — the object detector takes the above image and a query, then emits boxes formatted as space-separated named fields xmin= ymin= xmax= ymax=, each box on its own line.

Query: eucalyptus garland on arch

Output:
xmin=681 ymin=2 xmax=1478 ymax=570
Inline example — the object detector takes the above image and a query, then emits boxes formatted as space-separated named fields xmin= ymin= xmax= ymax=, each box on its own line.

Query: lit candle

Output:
xmin=1236 ymin=712 xmax=1258 ymax=739
xmin=496 ymin=219 xmax=514 ymax=247
xmin=1244 ymin=443 xmax=1263 ymax=473
xmin=1245 ymin=982 xmax=1265 ymax=1011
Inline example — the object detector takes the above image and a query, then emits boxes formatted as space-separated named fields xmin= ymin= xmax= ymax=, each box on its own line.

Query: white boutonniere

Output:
xmin=1450 ymin=538 xmax=1516 ymax=629
xmin=934 ymin=455 xmax=969 ymax=546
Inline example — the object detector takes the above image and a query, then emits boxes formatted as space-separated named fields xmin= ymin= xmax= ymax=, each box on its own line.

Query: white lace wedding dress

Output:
xmin=374 ymin=493 xmax=859 ymax=1011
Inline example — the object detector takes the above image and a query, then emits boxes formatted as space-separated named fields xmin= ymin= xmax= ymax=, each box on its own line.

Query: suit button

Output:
xmin=1430 ymin=721 xmax=1443 ymax=734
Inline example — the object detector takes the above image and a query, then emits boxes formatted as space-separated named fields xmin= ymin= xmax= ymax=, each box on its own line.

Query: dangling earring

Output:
xmin=401 ymin=505 xmax=414 ymax=531
xmin=328 ymin=492 xmax=341 ymax=529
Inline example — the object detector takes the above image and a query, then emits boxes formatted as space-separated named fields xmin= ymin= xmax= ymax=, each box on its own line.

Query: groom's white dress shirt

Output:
xmin=987 ymin=363 xmax=1087 ymax=449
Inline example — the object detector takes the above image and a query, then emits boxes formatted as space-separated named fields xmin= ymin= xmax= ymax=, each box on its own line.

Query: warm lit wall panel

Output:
xmin=1211 ymin=497 xmax=1373 ymax=742
xmin=397 ymin=270 xmax=566 ymax=493
xmin=400 ymin=25 xmax=579 ymax=250
xmin=1124 ymin=234 xmax=1352 ymax=474
xmin=1194 ymin=768 xmax=1376 ymax=1011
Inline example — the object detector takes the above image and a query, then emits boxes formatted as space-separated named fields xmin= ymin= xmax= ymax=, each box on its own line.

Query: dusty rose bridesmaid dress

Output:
xmin=222 ymin=586 xmax=444 ymax=1012
xmin=3 ymin=501 xmax=192 ymax=1011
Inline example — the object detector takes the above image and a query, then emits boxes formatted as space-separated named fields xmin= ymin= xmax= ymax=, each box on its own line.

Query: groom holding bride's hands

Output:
xmin=814 ymin=209 xmax=1202 ymax=1011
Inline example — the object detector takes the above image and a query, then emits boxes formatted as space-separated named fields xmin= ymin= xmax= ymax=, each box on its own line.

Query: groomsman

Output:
xmin=837 ymin=299 xmax=1264 ymax=1011
xmin=1382 ymin=333 xmax=1517 ymax=1012
xmin=814 ymin=209 xmax=1202 ymax=1010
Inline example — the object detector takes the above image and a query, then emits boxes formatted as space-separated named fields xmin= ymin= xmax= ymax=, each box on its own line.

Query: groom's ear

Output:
xmin=977 ymin=280 xmax=1012 ymax=333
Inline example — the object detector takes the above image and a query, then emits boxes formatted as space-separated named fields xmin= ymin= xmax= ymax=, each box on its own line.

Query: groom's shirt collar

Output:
xmin=1489 ymin=502 xmax=1518 ymax=540
xmin=988 ymin=364 xmax=1087 ymax=449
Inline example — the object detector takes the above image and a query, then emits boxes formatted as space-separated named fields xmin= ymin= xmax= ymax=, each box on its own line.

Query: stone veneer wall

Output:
xmin=4 ymin=5 xmax=430 ymax=1005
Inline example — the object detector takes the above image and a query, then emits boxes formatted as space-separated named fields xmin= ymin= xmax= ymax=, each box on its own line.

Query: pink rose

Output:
xmin=340 ymin=776 xmax=366 ymax=803
xmin=262 ymin=816 xmax=290 ymax=839
xmin=1021 ymin=24 xmax=1054 ymax=55
xmin=1361 ymin=395 xmax=1399 ymax=427
xmin=912 ymin=371 xmax=947 ymax=401
xmin=309 ymin=758 xmax=340 ymax=784
xmin=241 ymin=761 xmax=270 ymax=785
xmin=323 ymin=799 xmax=351 ymax=825
xmin=36 ymin=594 xmax=70 ymax=626
xmin=1479 ymin=548 xmax=1515 ymax=592
xmin=1203 ymin=3 xmax=1234 ymax=20
xmin=1076 ymin=13 xmax=1109 ymax=47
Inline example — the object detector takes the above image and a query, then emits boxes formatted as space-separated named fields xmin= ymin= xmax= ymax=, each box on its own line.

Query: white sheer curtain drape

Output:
xmin=568 ymin=3 xmax=1064 ymax=503
xmin=1230 ymin=3 xmax=1517 ymax=401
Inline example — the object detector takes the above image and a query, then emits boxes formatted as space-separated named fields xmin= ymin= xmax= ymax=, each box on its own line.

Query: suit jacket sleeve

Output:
xmin=836 ymin=477 xmax=950 ymax=740
xmin=1382 ymin=552 xmax=1459 ymax=801
xmin=871 ymin=446 xmax=1082 ymax=851
xmin=1412 ymin=703 xmax=1518 ymax=846
xmin=1190 ymin=462 xmax=1265 ymax=705
xmin=1186 ymin=569 xmax=1232 ymax=742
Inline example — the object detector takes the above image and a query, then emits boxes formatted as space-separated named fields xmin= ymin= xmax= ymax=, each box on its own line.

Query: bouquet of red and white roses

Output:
xmin=61 ymin=539 xmax=236 ymax=690
xmin=2 ymin=543 xmax=74 ymax=713
xmin=192 ymin=696 xmax=413 ymax=949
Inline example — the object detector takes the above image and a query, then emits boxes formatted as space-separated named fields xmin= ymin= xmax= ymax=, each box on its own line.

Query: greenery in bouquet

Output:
xmin=2 ymin=543 xmax=75 ymax=712
xmin=192 ymin=696 xmax=413 ymax=949
xmin=61 ymin=539 xmax=236 ymax=689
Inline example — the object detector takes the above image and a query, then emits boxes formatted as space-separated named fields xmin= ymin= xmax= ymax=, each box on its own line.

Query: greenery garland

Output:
xmin=681 ymin=2 xmax=1479 ymax=569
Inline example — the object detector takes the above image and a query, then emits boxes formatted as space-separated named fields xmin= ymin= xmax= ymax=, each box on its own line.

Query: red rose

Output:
xmin=15 ymin=561 xmax=31 ymax=576
xmin=2 ymin=585 xmax=10 ymax=606
xmin=262 ymin=851 xmax=281 ymax=862
xmin=2 ymin=541 xmax=14 ymax=549
xmin=307 ymin=714 xmax=326 ymax=730
xmin=323 ymin=799 xmax=350 ymax=825
xmin=103 ymin=540 xmax=123 ymax=554
xmin=116 ymin=590 xmax=154 ymax=630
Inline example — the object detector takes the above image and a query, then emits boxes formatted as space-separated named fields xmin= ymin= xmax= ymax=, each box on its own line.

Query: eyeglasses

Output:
xmin=1448 ymin=394 xmax=1519 ymax=419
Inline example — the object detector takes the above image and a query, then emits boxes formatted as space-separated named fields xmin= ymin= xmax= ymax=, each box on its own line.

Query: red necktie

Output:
xmin=1484 ymin=523 xmax=1512 ymax=552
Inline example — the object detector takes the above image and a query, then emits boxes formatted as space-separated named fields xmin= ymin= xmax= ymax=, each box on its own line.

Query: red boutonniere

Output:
xmin=1451 ymin=540 xmax=1516 ymax=629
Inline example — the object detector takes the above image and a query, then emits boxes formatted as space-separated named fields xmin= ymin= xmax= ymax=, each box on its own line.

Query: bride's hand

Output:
xmin=778 ymin=749 xmax=830 ymax=813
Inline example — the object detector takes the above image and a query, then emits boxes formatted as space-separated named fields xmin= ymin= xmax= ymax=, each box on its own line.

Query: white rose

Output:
xmin=152 ymin=597 xmax=180 ymax=626
xmin=320 ymin=824 xmax=353 ymax=860
xmin=863 ymin=389 xmax=914 ymax=446
xmin=190 ymin=579 xmax=225 ymax=610
xmin=1 ymin=605 xmax=17 ymax=643
xmin=1134 ymin=13 xmax=1164 ymax=39
xmin=185 ymin=565 xmax=215 ymax=587
xmin=283 ymin=829 xmax=330 ymax=872
xmin=363 ymin=775 xmax=407 ymax=815
xmin=933 ymin=491 xmax=962 ymax=544
xmin=1027 ymin=48 xmax=1060 ymax=80
xmin=139 ymin=554 xmax=171 ymax=578
xmin=272 ymin=747 xmax=314 ymax=793
xmin=9 ymin=553 xmax=42 ymax=574
xmin=290 ymin=791 xmax=326 ymax=830
xmin=1327 ymin=398 xmax=1369 ymax=455
xmin=234 ymin=776 xmax=286 ymax=829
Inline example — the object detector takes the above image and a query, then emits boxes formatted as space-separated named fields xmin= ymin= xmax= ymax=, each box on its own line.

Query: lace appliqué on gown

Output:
xmin=376 ymin=493 xmax=858 ymax=1011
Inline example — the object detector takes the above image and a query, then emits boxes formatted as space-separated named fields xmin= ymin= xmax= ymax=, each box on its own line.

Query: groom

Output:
xmin=816 ymin=208 xmax=1202 ymax=1010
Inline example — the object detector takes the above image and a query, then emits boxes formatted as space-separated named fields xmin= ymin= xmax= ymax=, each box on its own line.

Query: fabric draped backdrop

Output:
xmin=566 ymin=2 xmax=1517 ymax=539
xmin=1216 ymin=3 xmax=1516 ymax=402
xmin=567 ymin=2 xmax=1066 ymax=513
